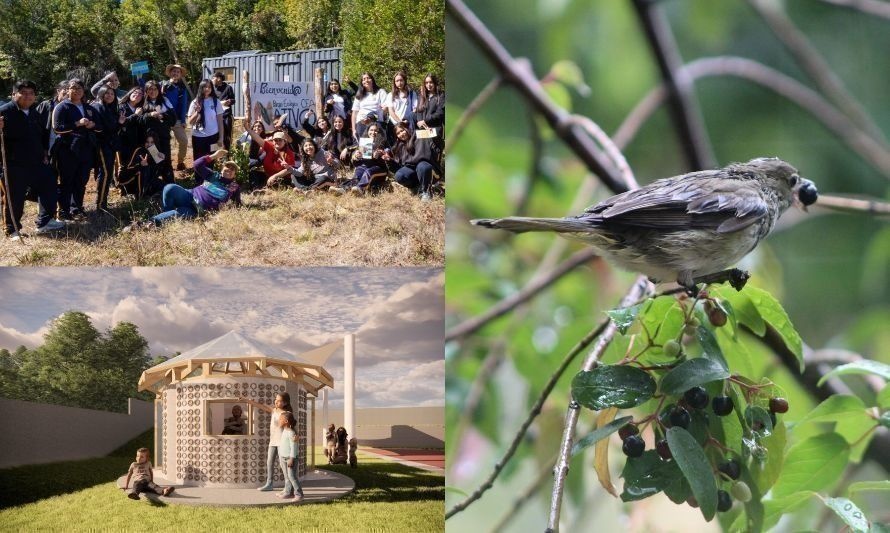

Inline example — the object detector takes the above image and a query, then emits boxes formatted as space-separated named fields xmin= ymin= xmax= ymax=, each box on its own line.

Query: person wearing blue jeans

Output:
xmin=240 ymin=392 xmax=292 ymax=491
xmin=150 ymin=149 xmax=241 ymax=226
xmin=277 ymin=411 xmax=304 ymax=500
xmin=386 ymin=123 xmax=440 ymax=202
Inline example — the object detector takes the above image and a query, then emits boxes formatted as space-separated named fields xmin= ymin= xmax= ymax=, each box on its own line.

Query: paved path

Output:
xmin=116 ymin=468 xmax=353 ymax=507
xmin=362 ymin=447 xmax=445 ymax=471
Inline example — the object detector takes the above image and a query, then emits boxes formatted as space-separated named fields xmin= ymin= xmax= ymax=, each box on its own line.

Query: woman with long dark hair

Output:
xmin=187 ymin=79 xmax=224 ymax=172
xmin=386 ymin=123 xmax=440 ymax=202
xmin=141 ymin=80 xmax=176 ymax=183
xmin=415 ymin=73 xmax=445 ymax=157
xmin=324 ymin=78 xmax=354 ymax=122
xmin=52 ymin=78 xmax=99 ymax=220
xmin=322 ymin=115 xmax=355 ymax=164
xmin=118 ymin=86 xmax=146 ymax=172
xmin=384 ymin=70 xmax=417 ymax=142
xmin=341 ymin=122 xmax=389 ymax=195
xmin=351 ymin=72 xmax=387 ymax=140
xmin=91 ymin=85 xmax=125 ymax=209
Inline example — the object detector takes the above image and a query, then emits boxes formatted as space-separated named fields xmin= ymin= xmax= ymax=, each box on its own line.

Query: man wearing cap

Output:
xmin=161 ymin=64 xmax=192 ymax=172
xmin=243 ymin=120 xmax=295 ymax=187
xmin=0 ymin=80 xmax=65 ymax=240
xmin=211 ymin=72 xmax=236 ymax=150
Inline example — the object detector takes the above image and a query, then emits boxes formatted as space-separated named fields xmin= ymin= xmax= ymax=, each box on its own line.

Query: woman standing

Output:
xmin=118 ymin=86 xmax=146 ymax=173
xmin=52 ymin=78 xmax=99 ymax=220
xmin=384 ymin=70 xmax=417 ymax=142
xmin=323 ymin=78 xmax=354 ymax=122
xmin=415 ymin=73 xmax=445 ymax=158
xmin=91 ymin=85 xmax=125 ymax=210
xmin=141 ymin=80 xmax=176 ymax=183
xmin=238 ymin=392 xmax=294 ymax=492
xmin=187 ymin=79 xmax=224 ymax=173
xmin=351 ymin=72 xmax=387 ymax=140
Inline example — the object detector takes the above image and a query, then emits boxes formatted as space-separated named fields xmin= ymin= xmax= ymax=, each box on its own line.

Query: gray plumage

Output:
xmin=473 ymin=157 xmax=818 ymax=287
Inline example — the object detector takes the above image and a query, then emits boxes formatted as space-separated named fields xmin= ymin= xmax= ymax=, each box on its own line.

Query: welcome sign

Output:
xmin=249 ymin=81 xmax=315 ymax=131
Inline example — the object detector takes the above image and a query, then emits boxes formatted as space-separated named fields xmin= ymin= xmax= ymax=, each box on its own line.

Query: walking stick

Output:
xmin=0 ymin=127 xmax=26 ymax=244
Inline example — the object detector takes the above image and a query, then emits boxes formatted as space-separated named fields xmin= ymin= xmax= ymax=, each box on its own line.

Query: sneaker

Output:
xmin=127 ymin=492 xmax=139 ymax=500
xmin=276 ymin=492 xmax=294 ymax=499
xmin=329 ymin=187 xmax=345 ymax=195
xmin=350 ymin=186 xmax=364 ymax=196
xmin=420 ymin=193 xmax=432 ymax=203
xmin=162 ymin=487 xmax=174 ymax=496
xmin=294 ymin=493 xmax=304 ymax=502
xmin=35 ymin=219 xmax=66 ymax=234
xmin=257 ymin=483 xmax=274 ymax=492
xmin=8 ymin=231 xmax=22 ymax=241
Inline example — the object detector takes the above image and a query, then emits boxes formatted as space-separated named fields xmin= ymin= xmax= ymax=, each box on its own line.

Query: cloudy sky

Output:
xmin=0 ymin=267 xmax=443 ymax=408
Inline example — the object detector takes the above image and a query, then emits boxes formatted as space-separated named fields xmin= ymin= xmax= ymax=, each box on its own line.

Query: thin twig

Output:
xmin=446 ymin=0 xmax=630 ymax=194
xmin=817 ymin=0 xmax=890 ymax=20
xmin=489 ymin=455 xmax=558 ymax=533
xmin=447 ymin=76 xmax=503 ymax=152
xmin=630 ymin=0 xmax=715 ymax=170
xmin=569 ymin=115 xmax=640 ymax=189
xmin=445 ymin=248 xmax=599 ymax=342
xmin=814 ymin=193 xmax=890 ymax=216
xmin=747 ymin=0 xmax=887 ymax=143
xmin=547 ymin=276 xmax=654 ymax=532
xmin=516 ymin=109 xmax=544 ymax=217
xmin=445 ymin=317 xmax=612 ymax=520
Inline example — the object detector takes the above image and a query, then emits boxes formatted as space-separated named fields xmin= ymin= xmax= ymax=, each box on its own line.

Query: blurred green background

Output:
xmin=444 ymin=0 xmax=889 ymax=531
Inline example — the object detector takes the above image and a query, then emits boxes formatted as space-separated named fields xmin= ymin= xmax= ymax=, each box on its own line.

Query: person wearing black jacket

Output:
xmin=52 ymin=78 xmax=100 ymax=220
xmin=386 ymin=123 xmax=440 ymax=202
xmin=323 ymin=115 xmax=355 ymax=164
xmin=92 ymin=85 xmax=125 ymax=210
xmin=211 ymin=72 xmax=235 ymax=149
xmin=118 ymin=86 xmax=146 ymax=173
xmin=141 ymin=80 xmax=177 ymax=183
xmin=415 ymin=74 xmax=445 ymax=158
xmin=0 ymin=80 xmax=64 ymax=239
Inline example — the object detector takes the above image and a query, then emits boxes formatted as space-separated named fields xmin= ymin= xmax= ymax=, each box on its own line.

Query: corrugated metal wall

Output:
xmin=201 ymin=48 xmax=343 ymax=118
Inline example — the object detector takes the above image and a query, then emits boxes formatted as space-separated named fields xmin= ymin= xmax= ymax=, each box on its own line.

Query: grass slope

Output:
xmin=0 ymin=430 xmax=444 ymax=531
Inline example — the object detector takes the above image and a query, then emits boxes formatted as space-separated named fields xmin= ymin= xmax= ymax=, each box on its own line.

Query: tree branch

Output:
xmin=446 ymin=0 xmax=631 ymax=194
xmin=630 ymin=0 xmax=715 ymax=170
xmin=547 ymin=276 xmax=654 ymax=532
xmin=814 ymin=193 xmax=890 ymax=216
xmin=445 ymin=316 xmax=612 ymax=519
xmin=490 ymin=455 xmax=558 ymax=533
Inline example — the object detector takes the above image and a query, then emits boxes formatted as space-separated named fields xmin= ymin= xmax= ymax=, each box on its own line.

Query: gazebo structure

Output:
xmin=137 ymin=331 xmax=339 ymax=488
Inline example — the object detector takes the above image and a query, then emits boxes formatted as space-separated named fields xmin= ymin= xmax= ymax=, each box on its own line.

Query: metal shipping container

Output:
xmin=201 ymin=48 xmax=343 ymax=118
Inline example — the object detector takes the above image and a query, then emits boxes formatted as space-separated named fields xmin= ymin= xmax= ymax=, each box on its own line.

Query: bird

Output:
xmin=473 ymin=157 xmax=818 ymax=290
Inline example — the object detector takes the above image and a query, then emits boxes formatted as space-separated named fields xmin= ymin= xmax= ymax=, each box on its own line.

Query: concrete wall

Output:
xmin=0 ymin=398 xmax=153 ymax=469
xmin=319 ymin=406 xmax=444 ymax=449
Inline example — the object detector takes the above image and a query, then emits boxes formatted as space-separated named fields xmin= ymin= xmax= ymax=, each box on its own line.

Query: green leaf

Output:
xmin=878 ymin=386 xmax=890 ymax=409
xmin=619 ymin=450 xmax=682 ymax=502
xmin=663 ymin=475 xmax=692 ymax=504
xmin=667 ymin=427 xmax=718 ymax=521
xmin=639 ymin=296 xmax=686 ymax=355
xmin=744 ymin=286 xmax=804 ymax=372
xmin=848 ymin=480 xmax=890 ymax=495
xmin=696 ymin=325 xmax=729 ymax=370
xmin=605 ymin=304 xmax=642 ymax=335
xmin=823 ymin=497 xmax=870 ymax=533
xmin=835 ymin=412 xmax=878 ymax=463
xmin=771 ymin=432 xmax=850 ymax=498
xmin=445 ymin=486 xmax=469 ymax=497
xmin=660 ymin=358 xmax=730 ymax=396
xmin=751 ymin=418 xmax=786 ymax=493
xmin=759 ymin=492 xmax=817 ymax=532
xmin=796 ymin=395 xmax=868 ymax=425
xmin=571 ymin=366 xmax=656 ymax=410
xmin=745 ymin=405 xmax=774 ymax=437
xmin=712 ymin=286 xmax=766 ymax=336
xmin=571 ymin=415 xmax=633 ymax=456
xmin=818 ymin=360 xmax=890 ymax=386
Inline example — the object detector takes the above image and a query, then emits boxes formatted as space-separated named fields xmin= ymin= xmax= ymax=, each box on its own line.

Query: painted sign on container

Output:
xmin=249 ymin=82 xmax=315 ymax=131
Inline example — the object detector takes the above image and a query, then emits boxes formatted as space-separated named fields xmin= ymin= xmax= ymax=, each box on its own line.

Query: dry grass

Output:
xmin=0 ymin=176 xmax=444 ymax=266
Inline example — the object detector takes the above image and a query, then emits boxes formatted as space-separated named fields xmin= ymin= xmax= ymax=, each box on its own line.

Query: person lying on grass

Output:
xmin=125 ymin=149 xmax=241 ymax=229
xmin=123 ymin=447 xmax=174 ymax=500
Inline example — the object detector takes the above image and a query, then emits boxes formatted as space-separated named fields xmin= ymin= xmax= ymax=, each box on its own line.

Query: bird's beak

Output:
xmin=793 ymin=178 xmax=818 ymax=212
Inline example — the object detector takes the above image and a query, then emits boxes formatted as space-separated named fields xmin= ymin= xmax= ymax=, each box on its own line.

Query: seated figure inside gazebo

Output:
xmin=222 ymin=405 xmax=247 ymax=435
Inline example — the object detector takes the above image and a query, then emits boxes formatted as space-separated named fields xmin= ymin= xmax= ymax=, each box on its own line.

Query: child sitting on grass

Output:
xmin=123 ymin=447 xmax=174 ymax=500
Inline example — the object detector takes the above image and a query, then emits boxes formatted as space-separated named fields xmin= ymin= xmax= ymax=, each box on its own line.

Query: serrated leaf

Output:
xmin=744 ymin=286 xmax=804 ymax=372
xmin=745 ymin=405 xmax=774 ymax=437
xmin=796 ymin=395 xmax=868 ymax=425
xmin=660 ymin=357 xmax=730 ymax=396
xmin=572 ymin=365 xmax=656 ymax=410
xmin=594 ymin=407 xmax=619 ymax=497
xmin=605 ymin=303 xmax=642 ymax=335
xmin=696 ymin=324 xmax=729 ymax=370
xmin=619 ymin=450 xmax=682 ymax=502
xmin=817 ymin=360 xmax=890 ymax=386
xmin=771 ymin=433 xmax=849 ymax=498
xmin=848 ymin=480 xmax=890 ymax=495
xmin=824 ymin=497 xmax=870 ymax=533
xmin=571 ymin=415 xmax=632 ymax=456
xmin=667 ymin=427 xmax=718 ymax=521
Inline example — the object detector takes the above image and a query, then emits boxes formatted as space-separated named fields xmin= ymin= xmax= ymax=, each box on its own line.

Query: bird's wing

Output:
xmin=582 ymin=174 xmax=768 ymax=234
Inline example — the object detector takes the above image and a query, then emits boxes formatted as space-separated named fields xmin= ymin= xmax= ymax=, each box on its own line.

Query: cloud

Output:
xmin=0 ymin=322 xmax=47 ymax=350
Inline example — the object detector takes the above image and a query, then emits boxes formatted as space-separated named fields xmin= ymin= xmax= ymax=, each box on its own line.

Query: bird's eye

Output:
xmin=790 ymin=176 xmax=798 ymax=186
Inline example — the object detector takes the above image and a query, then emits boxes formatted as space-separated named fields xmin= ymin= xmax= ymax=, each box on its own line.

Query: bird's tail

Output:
xmin=472 ymin=216 xmax=593 ymax=234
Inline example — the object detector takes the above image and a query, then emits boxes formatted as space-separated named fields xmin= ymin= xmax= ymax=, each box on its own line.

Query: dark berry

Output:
xmin=718 ymin=459 xmax=741 ymax=480
xmin=618 ymin=424 xmax=638 ymax=441
xmin=798 ymin=181 xmax=818 ymax=206
xmin=717 ymin=490 xmax=733 ymax=512
xmin=655 ymin=439 xmax=672 ymax=460
xmin=769 ymin=397 xmax=789 ymax=414
xmin=707 ymin=307 xmax=727 ymax=327
xmin=622 ymin=435 xmax=645 ymax=457
xmin=669 ymin=406 xmax=691 ymax=429
xmin=712 ymin=396 xmax=734 ymax=416
xmin=684 ymin=386 xmax=709 ymax=409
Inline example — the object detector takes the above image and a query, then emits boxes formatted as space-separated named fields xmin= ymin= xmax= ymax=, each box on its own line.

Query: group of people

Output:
xmin=238 ymin=71 xmax=445 ymax=201
xmin=0 ymin=66 xmax=444 ymax=240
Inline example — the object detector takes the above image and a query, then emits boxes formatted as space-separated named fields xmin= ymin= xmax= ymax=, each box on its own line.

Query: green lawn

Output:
xmin=0 ymin=431 xmax=444 ymax=531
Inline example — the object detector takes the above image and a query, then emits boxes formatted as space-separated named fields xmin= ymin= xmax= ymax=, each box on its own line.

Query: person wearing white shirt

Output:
xmin=384 ymin=70 xmax=417 ymax=143
xmin=351 ymin=72 xmax=388 ymax=140
xmin=187 ymin=79 xmax=225 ymax=174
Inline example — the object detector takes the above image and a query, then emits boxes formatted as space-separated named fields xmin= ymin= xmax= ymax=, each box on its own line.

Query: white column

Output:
xmin=310 ymin=397 xmax=316 ymax=468
xmin=344 ymin=333 xmax=356 ymax=439
xmin=321 ymin=388 xmax=329 ymax=444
